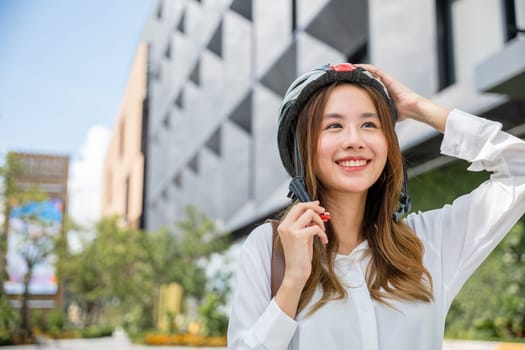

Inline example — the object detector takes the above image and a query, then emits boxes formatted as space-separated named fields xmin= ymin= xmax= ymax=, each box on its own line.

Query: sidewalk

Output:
xmin=443 ymin=340 xmax=525 ymax=350
xmin=2 ymin=336 xmax=524 ymax=349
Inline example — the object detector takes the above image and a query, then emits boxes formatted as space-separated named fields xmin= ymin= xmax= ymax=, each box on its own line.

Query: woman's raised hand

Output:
xmin=356 ymin=64 xmax=423 ymax=122
xmin=356 ymin=64 xmax=450 ymax=133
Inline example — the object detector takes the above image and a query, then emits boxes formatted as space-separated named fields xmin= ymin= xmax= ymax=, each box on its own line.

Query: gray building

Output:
xmin=141 ymin=0 xmax=525 ymax=236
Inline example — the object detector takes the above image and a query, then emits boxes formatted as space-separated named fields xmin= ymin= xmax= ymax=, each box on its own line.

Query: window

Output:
xmin=164 ymin=40 xmax=172 ymax=60
xmin=503 ymin=0 xmax=525 ymax=41
xmin=124 ymin=175 xmax=130 ymax=223
xmin=119 ymin=119 xmax=126 ymax=158
xmin=435 ymin=0 xmax=456 ymax=90
xmin=291 ymin=0 xmax=297 ymax=33
xmin=157 ymin=0 xmax=163 ymax=20
xmin=106 ymin=170 xmax=112 ymax=204
xmin=163 ymin=112 xmax=171 ymax=129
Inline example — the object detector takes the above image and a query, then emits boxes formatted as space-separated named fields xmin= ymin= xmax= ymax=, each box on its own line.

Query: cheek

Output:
xmin=316 ymin=137 xmax=330 ymax=162
xmin=317 ymin=134 xmax=340 ymax=154
xmin=314 ymin=138 xmax=333 ymax=174
xmin=373 ymin=137 xmax=389 ymax=166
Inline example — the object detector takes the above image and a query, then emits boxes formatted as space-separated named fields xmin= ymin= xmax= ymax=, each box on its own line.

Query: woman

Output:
xmin=227 ymin=63 xmax=525 ymax=349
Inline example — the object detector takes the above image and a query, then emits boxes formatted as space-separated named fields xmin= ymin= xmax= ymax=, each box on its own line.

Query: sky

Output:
xmin=0 ymin=0 xmax=155 ymax=226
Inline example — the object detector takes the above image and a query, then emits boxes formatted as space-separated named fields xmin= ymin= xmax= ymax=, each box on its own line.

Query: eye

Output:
xmin=361 ymin=121 xmax=379 ymax=129
xmin=324 ymin=122 xmax=343 ymax=130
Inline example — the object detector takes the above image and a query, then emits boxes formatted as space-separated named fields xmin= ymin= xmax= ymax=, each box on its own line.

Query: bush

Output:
xmin=80 ymin=325 xmax=114 ymax=338
xmin=46 ymin=309 xmax=66 ymax=336
xmin=0 ymin=296 xmax=17 ymax=345
xmin=199 ymin=293 xmax=229 ymax=337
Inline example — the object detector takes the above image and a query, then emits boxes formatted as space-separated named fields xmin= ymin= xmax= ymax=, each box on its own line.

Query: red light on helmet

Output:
xmin=328 ymin=63 xmax=356 ymax=72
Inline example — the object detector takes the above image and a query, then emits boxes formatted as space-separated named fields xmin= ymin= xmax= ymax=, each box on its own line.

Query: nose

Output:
xmin=341 ymin=126 xmax=365 ymax=149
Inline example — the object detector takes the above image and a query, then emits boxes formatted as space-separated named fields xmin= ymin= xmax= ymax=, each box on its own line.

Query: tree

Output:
xmin=0 ymin=159 xmax=18 ymax=343
xmin=58 ymin=205 xmax=230 ymax=333
xmin=146 ymin=205 xmax=230 ymax=301
xmin=12 ymin=209 xmax=55 ymax=340
xmin=58 ymin=217 xmax=155 ymax=327
xmin=0 ymin=153 xmax=52 ymax=341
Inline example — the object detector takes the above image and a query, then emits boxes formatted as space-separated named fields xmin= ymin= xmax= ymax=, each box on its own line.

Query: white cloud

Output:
xmin=68 ymin=125 xmax=111 ymax=227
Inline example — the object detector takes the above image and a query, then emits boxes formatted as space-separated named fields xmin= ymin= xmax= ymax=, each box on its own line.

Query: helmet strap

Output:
xmin=393 ymin=162 xmax=411 ymax=222
xmin=287 ymin=135 xmax=312 ymax=202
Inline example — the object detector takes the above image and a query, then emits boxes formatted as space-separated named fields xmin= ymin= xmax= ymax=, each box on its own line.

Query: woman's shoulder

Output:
xmin=403 ymin=209 xmax=441 ymax=246
xmin=241 ymin=221 xmax=274 ymax=258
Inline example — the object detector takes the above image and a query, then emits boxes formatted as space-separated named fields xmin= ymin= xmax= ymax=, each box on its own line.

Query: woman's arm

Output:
xmin=227 ymin=224 xmax=297 ymax=349
xmin=228 ymin=202 xmax=328 ymax=349
xmin=407 ymin=109 xmax=525 ymax=308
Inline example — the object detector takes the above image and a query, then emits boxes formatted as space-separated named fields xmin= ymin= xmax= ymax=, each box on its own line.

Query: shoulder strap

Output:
xmin=266 ymin=219 xmax=285 ymax=299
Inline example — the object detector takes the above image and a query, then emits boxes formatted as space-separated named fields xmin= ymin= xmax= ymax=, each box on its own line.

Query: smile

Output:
xmin=337 ymin=159 xmax=369 ymax=167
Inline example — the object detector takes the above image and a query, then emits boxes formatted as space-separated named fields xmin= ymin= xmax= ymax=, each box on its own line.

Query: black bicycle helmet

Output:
xmin=277 ymin=63 xmax=410 ymax=221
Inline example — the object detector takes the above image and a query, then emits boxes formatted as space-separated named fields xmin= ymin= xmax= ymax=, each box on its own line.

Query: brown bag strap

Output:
xmin=266 ymin=219 xmax=285 ymax=299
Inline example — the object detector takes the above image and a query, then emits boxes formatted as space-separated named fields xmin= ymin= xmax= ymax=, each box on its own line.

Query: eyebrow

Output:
xmin=323 ymin=112 xmax=379 ymax=119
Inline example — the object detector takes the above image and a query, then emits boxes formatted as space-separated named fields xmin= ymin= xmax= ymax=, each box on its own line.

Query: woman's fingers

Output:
xmin=284 ymin=201 xmax=325 ymax=221
xmin=294 ymin=208 xmax=325 ymax=229
xmin=301 ymin=225 xmax=329 ymax=245
xmin=355 ymin=64 xmax=388 ymax=82
xmin=279 ymin=201 xmax=329 ymax=244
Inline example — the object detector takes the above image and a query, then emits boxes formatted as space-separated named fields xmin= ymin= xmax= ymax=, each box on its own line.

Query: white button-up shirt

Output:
xmin=227 ymin=109 xmax=525 ymax=350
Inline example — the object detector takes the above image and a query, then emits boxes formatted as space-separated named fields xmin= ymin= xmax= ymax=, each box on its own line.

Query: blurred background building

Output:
xmin=102 ymin=42 xmax=149 ymax=229
xmin=104 ymin=0 xmax=525 ymax=243
xmin=3 ymin=152 xmax=69 ymax=309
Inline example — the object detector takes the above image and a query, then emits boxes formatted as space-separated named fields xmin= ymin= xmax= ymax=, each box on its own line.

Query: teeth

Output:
xmin=339 ymin=160 xmax=367 ymax=167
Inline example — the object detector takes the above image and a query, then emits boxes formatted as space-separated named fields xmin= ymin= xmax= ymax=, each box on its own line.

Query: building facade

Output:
xmin=141 ymin=0 xmax=525 ymax=236
xmin=102 ymin=42 xmax=149 ymax=229
xmin=3 ymin=152 xmax=69 ymax=309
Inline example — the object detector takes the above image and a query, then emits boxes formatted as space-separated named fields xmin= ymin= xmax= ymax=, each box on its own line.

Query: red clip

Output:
xmin=319 ymin=212 xmax=331 ymax=222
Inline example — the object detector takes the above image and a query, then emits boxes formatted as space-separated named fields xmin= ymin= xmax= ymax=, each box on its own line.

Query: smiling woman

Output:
xmin=313 ymin=85 xmax=389 ymax=199
xmin=227 ymin=63 xmax=525 ymax=350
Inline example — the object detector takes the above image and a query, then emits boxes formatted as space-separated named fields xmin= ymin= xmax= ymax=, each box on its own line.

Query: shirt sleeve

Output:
xmin=227 ymin=223 xmax=298 ymax=349
xmin=406 ymin=109 xmax=525 ymax=309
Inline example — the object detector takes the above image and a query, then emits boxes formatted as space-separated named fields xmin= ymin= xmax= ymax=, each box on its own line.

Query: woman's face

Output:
xmin=315 ymin=84 xmax=388 ymax=197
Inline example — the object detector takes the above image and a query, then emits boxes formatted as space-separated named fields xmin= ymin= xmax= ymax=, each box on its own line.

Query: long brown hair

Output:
xmin=286 ymin=82 xmax=433 ymax=315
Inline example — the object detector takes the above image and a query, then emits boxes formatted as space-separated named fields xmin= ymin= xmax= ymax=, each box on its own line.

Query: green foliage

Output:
xmin=198 ymin=271 xmax=232 ymax=337
xmin=0 ymin=160 xmax=17 ymax=344
xmin=409 ymin=160 xmax=489 ymax=212
xmin=58 ymin=205 xmax=230 ymax=334
xmin=79 ymin=324 xmax=115 ymax=338
xmin=47 ymin=309 xmax=67 ymax=337
xmin=168 ymin=206 xmax=230 ymax=299
xmin=58 ymin=217 xmax=155 ymax=328
xmin=497 ymin=221 xmax=525 ymax=337
xmin=0 ymin=295 xmax=17 ymax=344
xmin=1 ymin=153 xmax=55 ymax=339
xmin=141 ymin=206 xmax=230 ymax=302
xmin=1 ymin=153 xmax=74 ymax=342
xmin=409 ymin=160 xmax=525 ymax=339
xmin=199 ymin=293 xmax=229 ymax=337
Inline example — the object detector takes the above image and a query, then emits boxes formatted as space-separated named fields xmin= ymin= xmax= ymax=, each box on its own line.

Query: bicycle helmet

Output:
xmin=277 ymin=63 xmax=410 ymax=221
